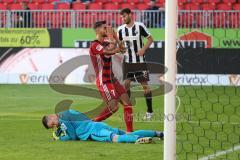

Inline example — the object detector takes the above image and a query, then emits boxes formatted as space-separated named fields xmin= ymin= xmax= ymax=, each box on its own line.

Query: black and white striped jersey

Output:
xmin=118 ymin=22 xmax=151 ymax=63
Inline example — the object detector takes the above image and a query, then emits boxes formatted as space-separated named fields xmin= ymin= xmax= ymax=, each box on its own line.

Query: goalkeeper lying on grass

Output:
xmin=42 ymin=109 xmax=163 ymax=144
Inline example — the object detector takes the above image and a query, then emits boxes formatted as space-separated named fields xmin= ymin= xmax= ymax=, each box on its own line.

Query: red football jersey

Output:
xmin=89 ymin=40 xmax=115 ymax=85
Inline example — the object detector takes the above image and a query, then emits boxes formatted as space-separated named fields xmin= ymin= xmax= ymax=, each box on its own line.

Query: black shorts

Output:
xmin=122 ymin=62 xmax=150 ymax=82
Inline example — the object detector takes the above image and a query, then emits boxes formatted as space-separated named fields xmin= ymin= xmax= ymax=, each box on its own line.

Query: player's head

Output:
xmin=120 ymin=8 xmax=132 ymax=24
xmin=42 ymin=114 xmax=59 ymax=129
xmin=93 ymin=20 xmax=107 ymax=37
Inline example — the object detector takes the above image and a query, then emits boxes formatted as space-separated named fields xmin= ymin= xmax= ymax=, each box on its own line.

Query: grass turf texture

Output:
xmin=0 ymin=85 xmax=239 ymax=160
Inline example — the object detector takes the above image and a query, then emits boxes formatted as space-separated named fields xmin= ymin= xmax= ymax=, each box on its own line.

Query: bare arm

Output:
xmin=103 ymin=45 xmax=121 ymax=55
xmin=137 ymin=35 xmax=153 ymax=56
xmin=143 ymin=35 xmax=153 ymax=52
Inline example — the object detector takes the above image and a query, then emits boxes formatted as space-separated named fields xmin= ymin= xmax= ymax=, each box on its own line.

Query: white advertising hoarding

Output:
xmin=0 ymin=48 xmax=123 ymax=84
xmin=0 ymin=48 xmax=238 ymax=86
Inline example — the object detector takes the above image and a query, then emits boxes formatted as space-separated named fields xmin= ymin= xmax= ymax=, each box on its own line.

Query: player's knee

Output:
xmin=125 ymin=98 xmax=132 ymax=106
xmin=108 ymin=100 xmax=119 ymax=113
xmin=142 ymin=84 xmax=151 ymax=94
xmin=144 ymin=89 xmax=151 ymax=95
xmin=120 ymin=93 xmax=132 ymax=106
xmin=124 ymin=81 xmax=131 ymax=90
xmin=111 ymin=105 xmax=119 ymax=113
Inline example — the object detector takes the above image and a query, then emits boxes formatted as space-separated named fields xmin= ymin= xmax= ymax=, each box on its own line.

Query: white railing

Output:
xmin=0 ymin=10 xmax=239 ymax=28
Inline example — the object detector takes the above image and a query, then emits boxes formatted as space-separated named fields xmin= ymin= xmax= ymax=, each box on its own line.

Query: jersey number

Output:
xmin=110 ymin=90 xmax=116 ymax=96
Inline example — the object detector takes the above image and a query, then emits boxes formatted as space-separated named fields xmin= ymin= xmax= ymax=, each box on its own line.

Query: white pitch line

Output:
xmin=198 ymin=145 xmax=240 ymax=160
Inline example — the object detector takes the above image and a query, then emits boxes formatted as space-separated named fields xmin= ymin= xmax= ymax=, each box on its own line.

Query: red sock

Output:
xmin=124 ymin=105 xmax=133 ymax=132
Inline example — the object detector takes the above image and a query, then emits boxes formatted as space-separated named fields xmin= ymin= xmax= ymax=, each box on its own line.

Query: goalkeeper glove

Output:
xmin=52 ymin=127 xmax=62 ymax=140
xmin=52 ymin=125 xmax=67 ymax=141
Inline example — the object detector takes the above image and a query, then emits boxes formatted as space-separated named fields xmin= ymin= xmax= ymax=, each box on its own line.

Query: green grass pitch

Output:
xmin=0 ymin=85 xmax=239 ymax=160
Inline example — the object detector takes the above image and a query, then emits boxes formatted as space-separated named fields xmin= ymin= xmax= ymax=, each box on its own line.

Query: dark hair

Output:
xmin=93 ymin=20 xmax=106 ymax=29
xmin=42 ymin=116 xmax=49 ymax=129
xmin=120 ymin=8 xmax=132 ymax=15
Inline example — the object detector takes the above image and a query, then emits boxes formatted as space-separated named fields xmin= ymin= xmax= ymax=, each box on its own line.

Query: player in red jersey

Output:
xmin=89 ymin=21 xmax=133 ymax=132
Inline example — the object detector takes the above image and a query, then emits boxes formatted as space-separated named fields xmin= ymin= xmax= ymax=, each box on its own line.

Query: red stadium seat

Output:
xmin=158 ymin=0 xmax=165 ymax=3
xmin=32 ymin=0 xmax=46 ymax=3
xmin=38 ymin=3 xmax=54 ymax=27
xmin=88 ymin=3 xmax=103 ymax=10
xmin=222 ymin=0 xmax=236 ymax=4
xmin=185 ymin=3 xmax=200 ymax=10
xmin=217 ymin=3 xmax=232 ymax=10
xmin=72 ymin=2 xmax=86 ymax=10
xmin=178 ymin=3 xmax=185 ymax=10
xmin=2 ymin=0 xmax=15 ymax=3
xmin=41 ymin=3 xmax=54 ymax=10
xmin=208 ymin=0 xmax=221 ymax=3
xmin=191 ymin=0 xmax=204 ymax=3
xmin=47 ymin=0 xmax=60 ymax=3
xmin=178 ymin=0 xmax=187 ymax=3
xmin=94 ymin=0 xmax=108 ymax=4
xmin=156 ymin=2 xmax=165 ymax=8
xmin=137 ymin=3 xmax=149 ymax=10
xmin=103 ymin=3 xmax=119 ymax=10
xmin=0 ymin=4 xmax=7 ymax=10
xmin=9 ymin=3 xmax=23 ymax=10
xmin=28 ymin=3 xmax=40 ymax=10
xmin=121 ymin=3 xmax=135 ymax=10
xmin=16 ymin=0 xmax=30 ymax=2
xmin=57 ymin=3 xmax=70 ymax=10
xmin=33 ymin=3 xmax=53 ymax=28
xmin=233 ymin=3 xmax=240 ymax=10
xmin=142 ymin=0 xmax=150 ymax=3
xmin=112 ymin=0 xmax=123 ymax=3
xmin=202 ymin=3 xmax=216 ymax=10
xmin=126 ymin=0 xmax=139 ymax=3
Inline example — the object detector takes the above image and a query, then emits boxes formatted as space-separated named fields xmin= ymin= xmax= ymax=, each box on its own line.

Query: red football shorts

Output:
xmin=97 ymin=80 xmax=126 ymax=102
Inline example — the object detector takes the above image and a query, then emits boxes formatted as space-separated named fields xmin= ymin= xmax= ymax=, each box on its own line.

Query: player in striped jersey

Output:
xmin=117 ymin=8 xmax=154 ymax=120
xmin=89 ymin=21 xmax=133 ymax=132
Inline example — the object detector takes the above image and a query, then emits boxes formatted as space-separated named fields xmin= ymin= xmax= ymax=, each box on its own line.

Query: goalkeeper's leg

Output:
xmin=112 ymin=134 xmax=154 ymax=144
xmin=90 ymin=129 xmax=139 ymax=143
xmin=90 ymin=128 xmax=154 ymax=144
xmin=129 ymin=130 xmax=164 ymax=140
